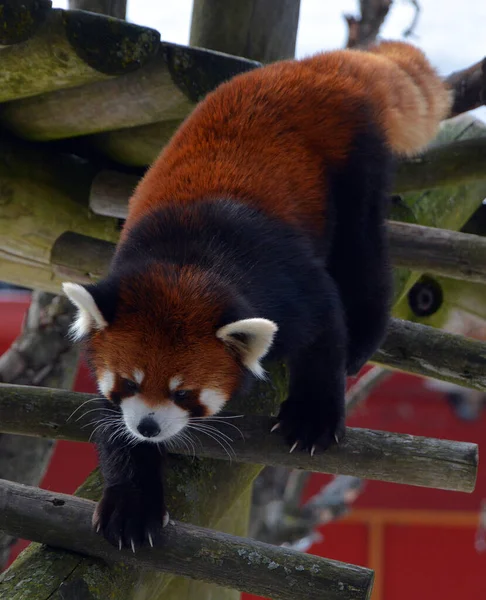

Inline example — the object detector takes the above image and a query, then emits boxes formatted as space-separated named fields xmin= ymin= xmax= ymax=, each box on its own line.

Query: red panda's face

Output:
xmin=62 ymin=271 xmax=277 ymax=445
xmin=88 ymin=321 xmax=243 ymax=444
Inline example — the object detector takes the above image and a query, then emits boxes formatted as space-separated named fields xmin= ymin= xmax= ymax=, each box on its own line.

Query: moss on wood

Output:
xmin=0 ymin=8 xmax=159 ymax=103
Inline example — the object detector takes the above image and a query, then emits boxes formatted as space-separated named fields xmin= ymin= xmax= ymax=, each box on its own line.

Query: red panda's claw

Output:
xmin=162 ymin=511 xmax=170 ymax=528
xmin=148 ymin=533 xmax=154 ymax=548
xmin=310 ymin=445 xmax=316 ymax=457
xmin=270 ymin=422 xmax=281 ymax=433
xmin=118 ymin=538 xmax=122 ymax=551
xmin=130 ymin=539 xmax=136 ymax=553
xmin=289 ymin=441 xmax=299 ymax=453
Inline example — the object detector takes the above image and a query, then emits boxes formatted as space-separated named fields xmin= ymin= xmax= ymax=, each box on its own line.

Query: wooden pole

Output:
xmin=388 ymin=222 xmax=486 ymax=284
xmin=0 ymin=479 xmax=374 ymax=600
xmin=0 ymin=43 xmax=258 ymax=140
xmin=0 ymin=384 xmax=478 ymax=493
xmin=0 ymin=8 xmax=159 ymax=102
xmin=190 ymin=0 xmax=301 ymax=63
xmin=0 ymin=0 xmax=52 ymax=46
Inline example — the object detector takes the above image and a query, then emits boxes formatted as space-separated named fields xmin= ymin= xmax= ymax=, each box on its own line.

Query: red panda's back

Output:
xmin=124 ymin=42 xmax=450 ymax=237
xmin=124 ymin=59 xmax=366 ymax=237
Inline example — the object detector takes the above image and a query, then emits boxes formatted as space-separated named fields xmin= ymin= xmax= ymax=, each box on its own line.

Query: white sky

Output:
xmin=53 ymin=0 xmax=486 ymax=120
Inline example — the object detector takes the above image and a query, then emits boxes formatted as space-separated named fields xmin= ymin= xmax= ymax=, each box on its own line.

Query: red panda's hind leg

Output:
xmin=327 ymin=125 xmax=393 ymax=375
xmin=275 ymin=271 xmax=347 ymax=452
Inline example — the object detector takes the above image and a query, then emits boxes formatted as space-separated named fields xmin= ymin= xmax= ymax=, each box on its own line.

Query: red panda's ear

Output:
xmin=216 ymin=318 xmax=278 ymax=378
xmin=62 ymin=282 xmax=108 ymax=340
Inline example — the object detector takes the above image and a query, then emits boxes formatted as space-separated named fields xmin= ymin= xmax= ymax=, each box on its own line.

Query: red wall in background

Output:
xmin=2 ymin=296 xmax=485 ymax=599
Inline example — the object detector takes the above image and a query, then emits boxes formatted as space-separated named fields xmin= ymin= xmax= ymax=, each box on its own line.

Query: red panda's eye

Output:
xmin=122 ymin=379 xmax=139 ymax=394
xmin=172 ymin=390 xmax=191 ymax=402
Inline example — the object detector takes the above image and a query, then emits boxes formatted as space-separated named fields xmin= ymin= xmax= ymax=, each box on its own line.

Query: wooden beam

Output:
xmin=0 ymin=384 xmax=478 ymax=493
xmin=373 ymin=318 xmax=486 ymax=393
xmin=0 ymin=479 xmax=374 ymax=600
xmin=446 ymin=58 xmax=486 ymax=117
xmin=388 ymin=221 xmax=486 ymax=284
xmin=190 ymin=0 xmax=301 ymax=63
xmin=0 ymin=0 xmax=52 ymax=46
xmin=0 ymin=43 xmax=258 ymax=140
xmin=393 ymin=137 xmax=486 ymax=193
xmin=0 ymin=8 xmax=160 ymax=103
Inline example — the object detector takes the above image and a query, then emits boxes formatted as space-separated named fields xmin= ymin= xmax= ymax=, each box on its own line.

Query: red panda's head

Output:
xmin=62 ymin=265 xmax=277 ymax=444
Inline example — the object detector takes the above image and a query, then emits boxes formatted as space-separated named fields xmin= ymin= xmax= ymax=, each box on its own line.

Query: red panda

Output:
xmin=63 ymin=41 xmax=451 ymax=550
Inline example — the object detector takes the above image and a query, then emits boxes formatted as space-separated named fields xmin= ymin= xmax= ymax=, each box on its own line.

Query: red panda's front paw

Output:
xmin=273 ymin=397 xmax=345 ymax=454
xmin=93 ymin=484 xmax=169 ymax=551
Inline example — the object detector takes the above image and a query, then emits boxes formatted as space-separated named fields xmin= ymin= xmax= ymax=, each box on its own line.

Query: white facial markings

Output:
xmin=169 ymin=375 xmax=183 ymax=392
xmin=199 ymin=388 xmax=228 ymax=415
xmin=133 ymin=369 xmax=144 ymax=385
xmin=121 ymin=396 xmax=189 ymax=443
xmin=98 ymin=370 xmax=115 ymax=398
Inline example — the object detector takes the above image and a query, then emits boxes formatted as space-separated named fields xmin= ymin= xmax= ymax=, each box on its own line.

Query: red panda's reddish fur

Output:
xmin=124 ymin=41 xmax=451 ymax=239
xmin=69 ymin=41 xmax=453 ymax=551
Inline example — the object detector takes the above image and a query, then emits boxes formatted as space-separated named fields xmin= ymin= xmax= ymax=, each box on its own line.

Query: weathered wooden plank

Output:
xmin=0 ymin=42 xmax=259 ymax=140
xmin=374 ymin=318 xmax=486 ymax=392
xmin=0 ymin=8 xmax=160 ymax=102
xmin=0 ymin=479 xmax=374 ymax=600
xmin=0 ymin=0 xmax=52 ymax=46
xmin=394 ymin=137 xmax=486 ymax=193
xmin=388 ymin=221 xmax=486 ymax=284
xmin=0 ymin=384 xmax=478 ymax=493
xmin=190 ymin=0 xmax=301 ymax=63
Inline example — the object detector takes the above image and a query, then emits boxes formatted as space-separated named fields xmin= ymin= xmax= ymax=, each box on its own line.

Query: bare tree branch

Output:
xmin=402 ymin=0 xmax=421 ymax=38
xmin=446 ymin=59 xmax=486 ymax=117
xmin=345 ymin=0 xmax=393 ymax=49
xmin=0 ymin=292 xmax=80 ymax=568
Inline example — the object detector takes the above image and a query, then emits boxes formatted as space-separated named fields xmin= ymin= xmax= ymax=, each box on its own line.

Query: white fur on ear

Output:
xmin=216 ymin=318 xmax=278 ymax=378
xmin=62 ymin=282 xmax=108 ymax=340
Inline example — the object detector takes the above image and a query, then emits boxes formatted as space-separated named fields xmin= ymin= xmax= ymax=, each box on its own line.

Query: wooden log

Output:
xmin=190 ymin=0 xmax=301 ymax=63
xmin=0 ymin=383 xmax=478 ymax=493
xmin=393 ymin=137 xmax=486 ymax=194
xmin=388 ymin=221 xmax=486 ymax=284
xmin=374 ymin=318 xmax=486 ymax=392
xmin=69 ymin=0 xmax=126 ymax=20
xmin=51 ymin=232 xmax=115 ymax=283
xmin=446 ymin=58 xmax=486 ymax=117
xmin=0 ymin=135 xmax=119 ymax=292
xmin=89 ymin=170 xmax=138 ymax=219
xmin=0 ymin=8 xmax=160 ymax=103
xmin=0 ymin=0 xmax=52 ymax=46
xmin=0 ymin=43 xmax=259 ymax=140
xmin=0 ymin=479 xmax=374 ymax=600
xmin=91 ymin=119 xmax=183 ymax=167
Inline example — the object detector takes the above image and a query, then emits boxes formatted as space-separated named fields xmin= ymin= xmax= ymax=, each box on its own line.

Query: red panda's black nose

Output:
xmin=137 ymin=417 xmax=161 ymax=438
